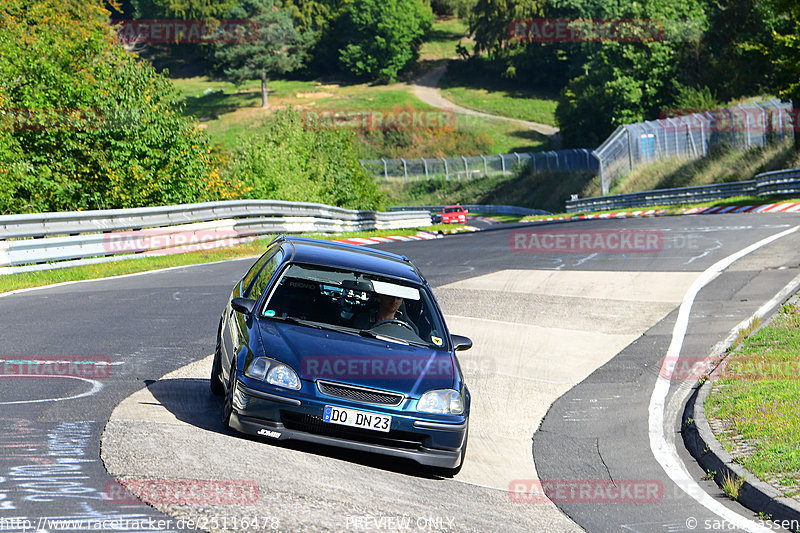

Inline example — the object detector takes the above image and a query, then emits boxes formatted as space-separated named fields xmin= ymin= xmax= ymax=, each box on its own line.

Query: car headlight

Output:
xmin=244 ymin=357 xmax=301 ymax=390
xmin=418 ymin=389 xmax=464 ymax=415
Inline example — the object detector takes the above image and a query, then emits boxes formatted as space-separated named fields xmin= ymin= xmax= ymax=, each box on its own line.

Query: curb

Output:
xmin=527 ymin=201 xmax=800 ymax=225
xmin=682 ymin=318 xmax=800 ymax=524
xmin=334 ymin=231 xmax=441 ymax=246
xmin=335 ymin=226 xmax=479 ymax=246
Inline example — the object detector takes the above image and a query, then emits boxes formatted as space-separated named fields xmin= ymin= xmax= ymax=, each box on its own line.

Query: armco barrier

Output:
xmin=0 ymin=200 xmax=431 ymax=273
xmin=565 ymin=168 xmax=800 ymax=213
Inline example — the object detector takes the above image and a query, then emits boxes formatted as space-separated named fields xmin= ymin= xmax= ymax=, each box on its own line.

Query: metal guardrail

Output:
xmin=389 ymin=204 xmax=551 ymax=216
xmin=753 ymin=168 xmax=800 ymax=196
xmin=565 ymin=168 xmax=800 ymax=213
xmin=0 ymin=200 xmax=431 ymax=274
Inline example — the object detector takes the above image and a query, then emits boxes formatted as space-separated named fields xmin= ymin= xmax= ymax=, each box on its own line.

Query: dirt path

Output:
xmin=411 ymin=63 xmax=561 ymax=145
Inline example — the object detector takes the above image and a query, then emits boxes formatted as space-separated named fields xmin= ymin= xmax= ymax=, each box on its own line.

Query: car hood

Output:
xmin=255 ymin=319 xmax=456 ymax=397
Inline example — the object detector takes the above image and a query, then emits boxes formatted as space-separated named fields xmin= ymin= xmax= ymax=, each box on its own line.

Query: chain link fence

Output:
xmin=360 ymin=149 xmax=598 ymax=181
xmin=593 ymin=99 xmax=795 ymax=194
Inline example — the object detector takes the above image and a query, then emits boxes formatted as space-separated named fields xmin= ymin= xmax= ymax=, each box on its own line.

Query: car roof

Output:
xmin=276 ymin=236 xmax=425 ymax=284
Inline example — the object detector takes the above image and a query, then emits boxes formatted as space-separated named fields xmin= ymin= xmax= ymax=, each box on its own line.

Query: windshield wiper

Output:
xmin=269 ymin=316 xmax=364 ymax=337
xmin=268 ymin=315 xmax=323 ymax=329
xmin=359 ymin=329 xmax=410 ymax=345
xmin=358 ymin=330 xmax=432 ymax=348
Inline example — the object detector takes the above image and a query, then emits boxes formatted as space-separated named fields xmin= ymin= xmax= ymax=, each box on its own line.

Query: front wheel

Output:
xmin=222 ymin=358 xmax=236 ymax=429
xmin=210 ymin=318 xmax=225 ymax=396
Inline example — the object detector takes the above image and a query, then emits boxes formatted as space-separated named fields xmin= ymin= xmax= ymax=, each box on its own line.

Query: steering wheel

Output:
xmin=372 ymin=319 xmax=419 ymax=335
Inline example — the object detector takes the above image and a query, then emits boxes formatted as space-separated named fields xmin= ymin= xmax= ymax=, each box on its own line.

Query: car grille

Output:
xmin=281 ymin=412 xmax=424 ymax=450
xmin=317 ymin=380 xmax=404 ymax=406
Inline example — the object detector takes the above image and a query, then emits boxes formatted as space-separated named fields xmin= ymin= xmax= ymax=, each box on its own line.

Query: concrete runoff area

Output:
xmin=101 ymin=269 xmax=701 ymax=531
xmin=436 ymin=270 xmax=700 ymax=491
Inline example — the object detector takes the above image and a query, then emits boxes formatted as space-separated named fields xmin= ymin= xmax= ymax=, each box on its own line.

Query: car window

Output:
xmin=444 ymin=207 xmax=462 ymax=213
xmin=246 ymin=249 xmax=284 ymax=299
xmin=262 ymin=263 xmax=448 ymax=350
xmin=241 ymin=246 xmax=277 ymax=297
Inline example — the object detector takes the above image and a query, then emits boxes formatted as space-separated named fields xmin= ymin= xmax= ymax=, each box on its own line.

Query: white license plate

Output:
xmin=323 ymin=405 xmax=391 ymax=433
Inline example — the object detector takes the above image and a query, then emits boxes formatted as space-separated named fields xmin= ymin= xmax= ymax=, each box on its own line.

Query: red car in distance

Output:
xmin=439 ymin=205 xmax=468 ymax=224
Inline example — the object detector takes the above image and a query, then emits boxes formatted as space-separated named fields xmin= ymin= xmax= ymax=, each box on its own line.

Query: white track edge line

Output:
xmin=648 ymin=224 xmax=799 ymax=532
xmin=0 ymin=256 xmax=260 ymax=299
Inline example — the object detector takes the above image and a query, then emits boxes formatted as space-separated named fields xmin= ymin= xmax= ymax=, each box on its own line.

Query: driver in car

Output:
xmin=376 ymin=293 xmax=403 ymax=322
xmin=352 ymin=293 xmax=417 ymax=333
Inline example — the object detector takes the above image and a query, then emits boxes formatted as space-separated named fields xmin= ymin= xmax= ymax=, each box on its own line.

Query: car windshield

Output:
xmin=260 ymin=263 xmax=449 ymax=350
xmin=444 ymin=207 xmax=462 ymax=213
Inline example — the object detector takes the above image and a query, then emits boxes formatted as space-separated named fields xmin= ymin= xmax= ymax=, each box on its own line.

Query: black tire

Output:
xmin=210 ymin=318 xmax=225 ymax=396
xmin=222 ymin=357 xmax=236 ymax=429
xmin=433 ymin=427 xmax=468 ymax=478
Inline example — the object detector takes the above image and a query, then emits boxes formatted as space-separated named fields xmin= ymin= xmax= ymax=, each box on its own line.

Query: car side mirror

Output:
xmin=231 ymin=297 xmax=256 ymax=315
xmin=451 ymin=334 xmax=472 ymax=351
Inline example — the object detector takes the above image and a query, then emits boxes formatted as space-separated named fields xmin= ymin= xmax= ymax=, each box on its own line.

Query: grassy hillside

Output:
xmin=438 ymin=60 xmax=559 ymax=126
xmin=608 ymin=141 xmax=800 ymax=195
xmin=172 ymin=76 xmax=549 ymax=158
xmin=166 ymin=16 xmax=554 ymax=160
xmin=380 ymin=170 xmax=597 ymax=213
xmin=383 ymin=140 xmax=800 ymax=214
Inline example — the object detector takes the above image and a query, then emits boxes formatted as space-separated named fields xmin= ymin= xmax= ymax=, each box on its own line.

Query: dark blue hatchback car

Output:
xmin=210 ymin=236 xmax=472 ymax=475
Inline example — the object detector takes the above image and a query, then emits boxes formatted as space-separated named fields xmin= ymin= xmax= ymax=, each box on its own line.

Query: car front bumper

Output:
xmin=229 ymin=380 xmax=467 ymax=469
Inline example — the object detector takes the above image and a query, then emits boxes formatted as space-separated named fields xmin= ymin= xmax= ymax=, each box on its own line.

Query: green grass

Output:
xmin=419 ymin=17 xmax=472 ymax=61
xmin=608 ymin=141 xmax=800 ymax=195
xmin=461 ymin=115 xmax=549 ymax=154
xmin=380 ymin=169 xmax=595 ymax=214
xmin=706 ymin=302 xmax=800 ymax=493
xmin=0 ymin=227 xmax=446 ymax=294
xmin=439 ymin=61 xmax=559 ymax=126
xmin=468 ymin=212 xmax=527 ymax=223
xmin=170 ymin=76 xmax=548 ymax=157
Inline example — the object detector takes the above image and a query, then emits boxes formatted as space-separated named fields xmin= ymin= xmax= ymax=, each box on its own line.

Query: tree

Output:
xmin=336 ymin=0 xmax=433 ymax=82
xmin=130 ymin=0 xmax=239 ymax=20
xmin=551 ymin=0 xmax=707 ymax=147
xmin=694 ymin=0 xmax=783 ymax=101
xmin=469 ymin=0 xmax=542 ymax=57
xmin=0 ymin=0 xmax=239 ymax=213
xmin=769 ymin=0 xmax=800 ymax=149
xmin=213 ymin=0 xmax=310 ymax=107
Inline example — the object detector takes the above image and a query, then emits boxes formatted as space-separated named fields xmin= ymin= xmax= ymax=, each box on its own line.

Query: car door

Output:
xmin=221 ymin=245 xmax=284 ymax=382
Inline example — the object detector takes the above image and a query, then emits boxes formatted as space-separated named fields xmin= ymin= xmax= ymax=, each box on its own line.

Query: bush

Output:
xmin=224 ymin=110 xmax=385 ymax=210
xmin=0 ymin=0 xmax=241 ymax=214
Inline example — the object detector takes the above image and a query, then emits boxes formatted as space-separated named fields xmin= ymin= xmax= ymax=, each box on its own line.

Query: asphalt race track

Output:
xmin=1 ymin=213 xmax=800 ymax=532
